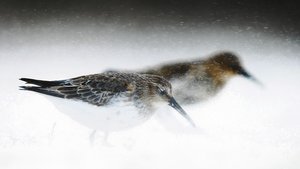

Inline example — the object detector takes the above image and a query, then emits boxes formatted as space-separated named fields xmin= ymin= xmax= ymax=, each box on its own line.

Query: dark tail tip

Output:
xmin=19 ymin=86 xmax=65 ymax=98
xmin=20 ymin=78 xmax=35 ymax=82
xmin=19 ymin=78 xmax=64 ymax=87
xmin=19 ymin=86 xmax=28 ymax=90
xmin=19 ymin=78 xmax=29 ymax=82
xmin=19 ymin=78 xmax=42 ymax=85
xmin=19 ymin=86 xmax=40 ymax=91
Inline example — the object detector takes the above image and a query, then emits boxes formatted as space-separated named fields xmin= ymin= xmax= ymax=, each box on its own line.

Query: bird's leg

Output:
xmin=48 ymin=122 xmax=56 ymax=145
xmin=90 ymin=131 xmax=113 ymax=147
xmin=89 ymin=129 xmax=97 ymax=146
xmin=102 ymin=132 xmax=113 ymax=147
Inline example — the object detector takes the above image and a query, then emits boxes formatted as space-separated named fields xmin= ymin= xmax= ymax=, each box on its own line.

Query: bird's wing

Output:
xmin=20 ymin=74 xmax=134 ymax=106
xmin=142 ymin=62 xmax=192 ymax=80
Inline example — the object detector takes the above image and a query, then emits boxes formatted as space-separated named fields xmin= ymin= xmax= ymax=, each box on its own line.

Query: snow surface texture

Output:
xmin=0 ymin=22 xmax=300 ymax=169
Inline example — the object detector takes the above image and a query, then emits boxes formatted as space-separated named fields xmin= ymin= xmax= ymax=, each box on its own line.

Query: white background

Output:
xmin=0 ymin=21 xmax=299 ymax=169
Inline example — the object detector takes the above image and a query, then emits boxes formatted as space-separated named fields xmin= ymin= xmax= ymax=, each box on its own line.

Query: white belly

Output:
xmin=171 ymin=77 xmax=217 ymax=104
xmin=46 ymin=96 xmax=154 ymax=132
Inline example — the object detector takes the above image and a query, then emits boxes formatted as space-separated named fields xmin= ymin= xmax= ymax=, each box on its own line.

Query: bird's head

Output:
xmin=205 ymin=52 xmax=262 ymax=85
xmin=143 ymin=74 xmax=196 ymax=127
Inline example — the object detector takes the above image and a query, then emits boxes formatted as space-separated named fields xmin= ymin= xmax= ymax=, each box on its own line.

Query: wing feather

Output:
xmin=21 ymin=73 xmax=134 ymax=106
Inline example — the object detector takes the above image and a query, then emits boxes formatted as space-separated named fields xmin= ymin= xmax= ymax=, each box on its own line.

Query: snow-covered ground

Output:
xmin=0 ymin=21 xmax=299 ymax=169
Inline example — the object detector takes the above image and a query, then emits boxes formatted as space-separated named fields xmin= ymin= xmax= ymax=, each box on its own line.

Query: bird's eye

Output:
xmin=158 ymin=87 xmax=167 ymax=95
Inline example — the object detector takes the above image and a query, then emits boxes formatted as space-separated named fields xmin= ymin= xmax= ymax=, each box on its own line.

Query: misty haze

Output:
xmin=0 ymin=1 xmax=299 ymax=169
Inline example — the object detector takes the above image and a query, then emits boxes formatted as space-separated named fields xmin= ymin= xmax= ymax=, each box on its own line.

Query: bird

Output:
xmin=142 ymin=51 xmax=261 ymax=104
xmin=19 ymin=71 xmax=195 ymax=142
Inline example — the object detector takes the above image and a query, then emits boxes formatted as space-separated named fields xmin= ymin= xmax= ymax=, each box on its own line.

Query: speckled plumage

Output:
xmin=143 ymin=51 xmax=259 ymax=104
xmin=20 ymin=71 xmax=195 ymax=131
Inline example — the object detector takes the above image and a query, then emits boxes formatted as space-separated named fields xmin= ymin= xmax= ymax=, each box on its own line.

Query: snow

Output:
xmin=0 ymin=21 xmax=300 ymax=169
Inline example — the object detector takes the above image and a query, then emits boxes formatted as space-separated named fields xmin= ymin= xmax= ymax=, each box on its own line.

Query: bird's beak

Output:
xmin=238 ymin=68 xmax=263 ymax=87
xmin=168 ymin=97 xmax=196 ymax=127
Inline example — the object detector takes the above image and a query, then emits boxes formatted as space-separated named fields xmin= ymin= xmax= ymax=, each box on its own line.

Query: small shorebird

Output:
xmin=143 ymin=51 xmax=261 ymax=104
xmin=20 ymin=71 xmax=195 ymax=142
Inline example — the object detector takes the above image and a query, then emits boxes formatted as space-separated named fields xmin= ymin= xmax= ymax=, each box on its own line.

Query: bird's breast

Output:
xmin=170 ymin=75 xmax=219 ymax=104
xmin=45 ymin=95 xmax=155 ymax=131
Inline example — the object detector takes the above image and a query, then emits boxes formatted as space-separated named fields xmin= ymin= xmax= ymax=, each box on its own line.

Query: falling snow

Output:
xmin=0 ymin=21 xmax=300 ymax=169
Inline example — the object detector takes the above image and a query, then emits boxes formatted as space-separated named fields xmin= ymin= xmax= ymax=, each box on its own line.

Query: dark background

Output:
xmin=0 ymin=0 xmax=299 ymax=37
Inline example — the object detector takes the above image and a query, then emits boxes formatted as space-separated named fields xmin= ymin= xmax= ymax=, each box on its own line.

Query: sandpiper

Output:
xmin=20 ymin=71 xmax=195 ymax=133
xmin=142 ymin=51 xmax=261 ymax=104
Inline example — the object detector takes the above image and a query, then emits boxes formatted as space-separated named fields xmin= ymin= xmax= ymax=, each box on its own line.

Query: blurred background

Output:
xmin=0 ymin=1 xmax=299 ymax=169
xmin=0 ymin=0 xmax=299 ymax=35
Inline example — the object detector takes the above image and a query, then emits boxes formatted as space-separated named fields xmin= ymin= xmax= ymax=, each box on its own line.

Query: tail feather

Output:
xmin=19 ymin=86 xmax=65 ymax=98
xmin=19 ymin=78 xmax=65 ymax=87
